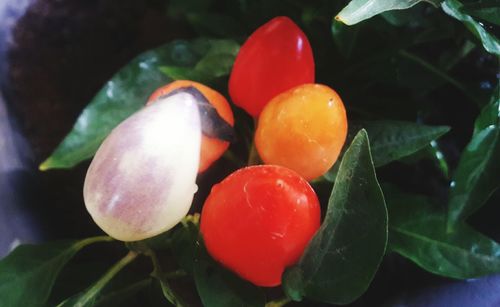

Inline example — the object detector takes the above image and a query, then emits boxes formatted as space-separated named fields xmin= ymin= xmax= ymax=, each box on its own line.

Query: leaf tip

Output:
xmin=39 ymin=159 xmax=52 ymax=171
xmin=334 ymin=14 xmax=348 ymax=25
xmin=355 ymin=128 xmax=370 ymax=142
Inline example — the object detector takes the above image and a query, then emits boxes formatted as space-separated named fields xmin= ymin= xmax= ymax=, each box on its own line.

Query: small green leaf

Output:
xmin=324 ymin=121 xmax=450 ymax=181
xmin=386 ymin=187 xmax=500 ymax=279
xmin=194 ymin=242 xmax=265 ymax=307
xmin=426 ymin=141 xmax=451 ymax=178
xmin=0 ymin=236 xmax=112 ymax=307
xmin=40 ymin=38 xmax=237 ymax=171
xmin=283 ymin=130 xmax=388 ymax=305
xmin=335 ymin=0 xmax=440 ymax=25
xmin=160 ymin=39 xmax=239 ymax=83
xmin=57 ymin=252 xmax=138 ymax=307
xmin=474 ymin=85 xmax=499 ymax=135
xmin=448 ymin=92 xmax=500 ymax=227
xmin=442 ymin=0 xmax=500 ymax=55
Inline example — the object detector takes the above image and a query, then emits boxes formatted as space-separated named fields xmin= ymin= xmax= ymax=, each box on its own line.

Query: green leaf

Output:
xmin=461 ymin=0 xmax=500 ymax=26
xmin=159 ymin=39 xmax=239 ymax=83
xmin=474 ymin=85 xmax=500 ymax=134
xmin=448 ymin=92 xmax=500 ymax=227
xmin=442 ymin=0 xmax=500 ymax=55
xmin=57 ymin=252 xmax=138 ymax=307
xmin=283 ymin=130 xmax=388 ymax=305
xmin=386 ymin=187 xmax=500 ymax=279
xmin=0 ymin=236 xmax=112 ymax=307
xmin=399 ymin=140 xmax=450 ymax=179
xmin=324 ymin=121 xmax=450 ymax=181
xmin=381 ymin=4 xmax=428 ymax=26
xmin=425 ymin=141 xmax=451 ymax=178
xmin=170 ymin=216 xmax=200 ymax=275
xmin=40 ymin=38 xmax=237 ymax=170
xmin=194 ymin=242 xmax=265 ymax=307
xmin=361 ymin=121 xmax=451 ymax=167
xmin=335 ymin=0 xmax=440 ymax=25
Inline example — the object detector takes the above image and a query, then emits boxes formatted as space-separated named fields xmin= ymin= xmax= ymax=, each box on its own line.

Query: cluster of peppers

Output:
xmin=83 ymin=16 xmax=348 ymax=287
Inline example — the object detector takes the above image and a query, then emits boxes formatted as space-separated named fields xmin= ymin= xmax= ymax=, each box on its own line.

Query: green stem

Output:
xmin=265 ymin=297 xmax=292 ymax=307
xmin=164 ymin=269 xmax=188 ymax=279
xmin=74 ymin=235 xmax=114 ymax=250
xmin=61 ymin=251 xmax=137 ymax=306
xmin=147 ymin=250 xmax=187 ymax=307
xmin=398 ymin=50 xmax=479 ymax=105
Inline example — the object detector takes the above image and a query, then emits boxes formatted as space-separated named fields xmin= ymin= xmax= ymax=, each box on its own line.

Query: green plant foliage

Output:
xmin=94 ymin=279 xmax=153 ymax=307
xmin=283 ymin=130 xmax=388 ymax=305
xmin=447 ymin=91 xmax=500 ymax=227
xmin=461 ymin=0 xmax=500 ymax=26
xmin=159 ymin=39 xmax=240 ymax=83
xmin=474 ymin=86 xmax=500 ymax=134
xmin=442 ymin=0 xmax=500 ymax=55
xmin=324 ymin=121 xmax=450 ymax=181
xmin=194 ymin=242 xmax=266 ymax=307
xmin=9 ymin=0 xmax=500 ymax=306
xmin=386 ymin=187 xmax=500 ymax=278
xmin=0 ymin=237 xmax=111 ymax=307
xmin=336 ymin=0 xmax=499 ymax=55
xmin=169 ymin=218 xmax=200 ymax=275
xmin=335 ymin=0 xmax=440 ymax=25
xmin=56 ymin=252 xmax=137 ymax=307
xmin=39 ymin=38 xmax=238 ymax=171
xmin=356 ymin=121 xmax=450 ymax=166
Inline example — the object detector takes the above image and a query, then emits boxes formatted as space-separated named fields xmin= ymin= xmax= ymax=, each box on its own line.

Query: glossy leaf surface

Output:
xmin=160 ymin=39 xmax=239 ymax=83
xmin=335 ymin=0 xmax=440 ymax=25
xmin=40 ymin=38 xmax=233 ymax=170
xmin=0 ymin=237 xmax=111 ymax=307
xmin=283 ymin=130 xmax=388 ymax=304
xmin=461 ymin=0 xmax=500 ymax=26
xmin=324 ymin=121 xmax=450 ymax=181
xmin=442 ymin=0 xmax=500 ymax=55
xmin=448 ymin=92 xmax=500 ymax=227
xmin=387 ymin=188 xmax=500 ymax=279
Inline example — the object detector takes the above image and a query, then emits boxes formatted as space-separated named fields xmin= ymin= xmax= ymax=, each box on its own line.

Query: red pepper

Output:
xmin=229 ymin=16 xmax=315 ymax=117
xmin=200 ymin=165 xmax=320 ymax=287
